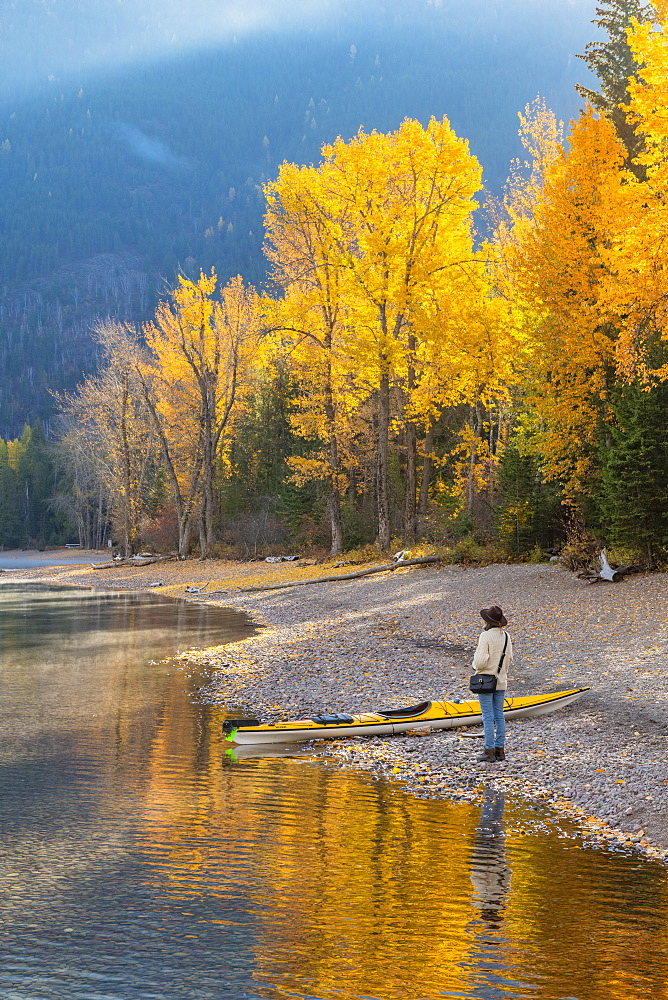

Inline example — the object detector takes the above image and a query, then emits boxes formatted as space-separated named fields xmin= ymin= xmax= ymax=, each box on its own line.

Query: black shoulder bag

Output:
xmin=469 ymin=633 xmax=508 ymax=693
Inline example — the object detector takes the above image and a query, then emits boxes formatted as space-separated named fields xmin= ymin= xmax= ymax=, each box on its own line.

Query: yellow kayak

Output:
xmin=223 ymin=688 xmax=589 ymax=745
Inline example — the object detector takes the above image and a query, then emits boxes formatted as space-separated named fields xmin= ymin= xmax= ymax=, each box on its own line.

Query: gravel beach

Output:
xmin=9 ymin=555 xmax=668 ymax=862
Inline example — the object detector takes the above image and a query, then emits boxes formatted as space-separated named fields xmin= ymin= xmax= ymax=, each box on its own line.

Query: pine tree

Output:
xmin=0 ymin=443 xmax=21 ymax=547
xmin=597 ymin=382 xmax=668 ymax=566
xmin=576 ymin=0 xmax=653 ymax=172
xmin=17 ymin=421 xmax=52 ymax=547
xmin=496 ymin=443 xmax=563 ymax=556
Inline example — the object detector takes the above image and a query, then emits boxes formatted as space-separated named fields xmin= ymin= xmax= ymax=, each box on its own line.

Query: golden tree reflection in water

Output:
xmin=136 ymin=688 xmax=668 ymax=1000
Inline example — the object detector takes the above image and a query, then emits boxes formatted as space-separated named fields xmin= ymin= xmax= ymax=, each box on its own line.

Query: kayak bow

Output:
xmin=223 ymin=687 xmax=589 ymax=745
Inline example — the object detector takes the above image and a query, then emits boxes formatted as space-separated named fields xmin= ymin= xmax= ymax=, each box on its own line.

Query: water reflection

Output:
xmin=1 ymin=585 xmax=668 ymax=1000
xmin=0 ymin=582 xmax=242 ymax=654
xmin=138 ymin=728 xmax=478 ymax=999
xmin=470 ymin=788 xmax=511 ymax=926
xmin=226 ymin=742 xmax=318 ymax=761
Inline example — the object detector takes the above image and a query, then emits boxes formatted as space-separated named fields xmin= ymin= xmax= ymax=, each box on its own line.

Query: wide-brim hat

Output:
xmin=481 ymin=605 xmax=507 ymax=627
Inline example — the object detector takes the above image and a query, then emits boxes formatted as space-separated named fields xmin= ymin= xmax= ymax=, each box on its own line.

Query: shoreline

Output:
xmin=6 ymin=555 xmax=668 ymax=863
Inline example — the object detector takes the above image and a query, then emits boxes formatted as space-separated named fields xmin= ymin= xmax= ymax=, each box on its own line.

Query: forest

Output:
xmin=2 ymin=0 xmax=667 ymax=569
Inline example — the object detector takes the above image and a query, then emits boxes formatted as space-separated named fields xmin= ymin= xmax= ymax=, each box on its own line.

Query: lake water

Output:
xmin=0 ymin=550 xmax=111 ymax=569
xmin=1 ymin=583 xmax=667 ymax=1000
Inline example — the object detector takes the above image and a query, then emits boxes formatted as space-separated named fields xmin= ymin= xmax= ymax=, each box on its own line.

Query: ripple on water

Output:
xmin=1 ymin=585 xmax=667 ymax=999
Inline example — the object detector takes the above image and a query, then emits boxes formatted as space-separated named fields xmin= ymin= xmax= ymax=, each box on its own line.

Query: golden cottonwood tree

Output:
xmin=266 ymin=117 xmax=482 ymax=550
xmin=60 ymin=321 xmax=154 ymax=556
xmin=405 ymin=242 xmax=521 ymax=524
xmin=600 ymin=0 xmax=668 ymax=379
xmin=139 ymin=272 xmax=260 ymax=558
xmin=264 ymin=163 xmax=356 ymax=554
xmin=496 ymin=106 xmax=630 ymax=500
xmin=326 ymin=118 xmax=483 ymax=550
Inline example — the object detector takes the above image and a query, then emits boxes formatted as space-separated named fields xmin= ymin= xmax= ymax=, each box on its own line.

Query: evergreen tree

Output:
xmin=17 ymin=421 xmax=52 ymax=546
xmin=218 ymin=365 xmax=320 ymax=553
xmin=597 ymin=382 xmax=668 ymax=566
xmin=576 ymin=0 xmax=653 ymax=171
xmin=496 ymin=443 xmax=564 ymax=556
xmin=0 ymin=444 xmax=21 ymax=547
xmin=0 ymin=422 xmax=76 ymax=549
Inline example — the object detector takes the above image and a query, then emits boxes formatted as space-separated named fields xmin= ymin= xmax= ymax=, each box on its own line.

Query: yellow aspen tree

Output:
xmin=328 ymin=118 xmax=482 ymax=550
xmin=496 ymin=107 xmax=629 ymax=501
xmin=264 ymin=164 xmax=356 ymax=554
xmin=270 ymin=117 xmax=482 ymax=550
xmin=140 ymin=272 xmax=260 ymax=558
xmin=272 ymin=313 xmax=362 ymax=556
xmin=601 ymin=1 xmax=668 ymax=380
xmin=495 ymin=97 xmax=565 ymax=244
xmin=409 ymin=253 xmax=519 ymax=521
xmin=6 ymin=436 xmax=25 ymax=471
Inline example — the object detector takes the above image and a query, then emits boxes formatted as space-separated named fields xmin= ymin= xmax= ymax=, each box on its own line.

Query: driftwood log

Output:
xmin=201 ymin=555 xmax=441 ymax=596
xmin=577 ymin=549 xmax=641 ymax=584
xmin=92 ymin=554 xmax=173 ymax=570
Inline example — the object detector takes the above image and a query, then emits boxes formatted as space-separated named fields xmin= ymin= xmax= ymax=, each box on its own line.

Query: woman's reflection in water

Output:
xmin=470 ymin=786 xmax=512 ymax=928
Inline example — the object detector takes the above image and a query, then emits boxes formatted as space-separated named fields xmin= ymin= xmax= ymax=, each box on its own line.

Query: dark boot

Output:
xmin=495 ymin=747 xmax=506 ymax=761
xmin=477 ymin=748 xmax=496 ymax=763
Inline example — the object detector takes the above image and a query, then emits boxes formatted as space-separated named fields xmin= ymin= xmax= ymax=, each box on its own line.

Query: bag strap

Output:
xmin=496 ymin=633 xmax=509 ymax=675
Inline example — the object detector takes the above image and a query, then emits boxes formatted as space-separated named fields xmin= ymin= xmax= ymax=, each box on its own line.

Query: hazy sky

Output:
xmin=1 ymin=0 xmax=599 ymax=96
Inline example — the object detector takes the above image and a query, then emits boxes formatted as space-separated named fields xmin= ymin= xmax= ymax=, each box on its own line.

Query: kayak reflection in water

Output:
xmin=470 ymin=787 xmax=512 ymax=926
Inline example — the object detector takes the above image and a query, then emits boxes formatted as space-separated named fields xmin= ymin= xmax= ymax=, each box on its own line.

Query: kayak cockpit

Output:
xmin=309 ymin=713 xmax=355 ymax=725
xmin=378 ymin=701 xmax=431 ymax=719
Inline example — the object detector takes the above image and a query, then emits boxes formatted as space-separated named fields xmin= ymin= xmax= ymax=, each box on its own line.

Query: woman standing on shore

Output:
xmin=471 ymin=606 xmax=513 ymax=763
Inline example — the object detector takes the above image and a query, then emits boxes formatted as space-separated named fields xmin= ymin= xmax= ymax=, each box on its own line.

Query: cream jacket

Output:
xmin=472 ymin=627 xmax=513 ymax=691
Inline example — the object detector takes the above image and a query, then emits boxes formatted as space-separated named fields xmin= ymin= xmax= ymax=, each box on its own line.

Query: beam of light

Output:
xmin=0 ymin=0 xmax=341 ymax=93
xmin=0 ymin=0 xmax=598 ymax=96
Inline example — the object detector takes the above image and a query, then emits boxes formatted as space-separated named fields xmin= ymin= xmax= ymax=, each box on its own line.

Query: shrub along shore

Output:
xmin=12 ymin=554 xmax=668 ymax=863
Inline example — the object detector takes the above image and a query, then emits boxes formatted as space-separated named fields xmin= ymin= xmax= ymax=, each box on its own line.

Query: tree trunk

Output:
xmin=97 ymin=480 xmax=105 ymax=550
xmin=578 ymin=549 xmax=641 ymax=583
xmin=200 ymin=374 xmax=217 ymax=559
xmin=324 ymin=374 xmax=343 ymax=556
xmin=404 ymin=418 xmax=417 ymax=544
xmin=200 ymin=454 xmax=216 ymax=559
xmin=138 ymin=373 xmax=200 ymax=560
xmin=237 ymin=555 xmax=441 ymax=592
xmin=467 ymin=402 xmax=484 ymax=514
xmin=119 ymin=386 xmax=133 ymax=557
xmin=377 ymin=371 xmax=391 ymax=552
xmin=403 ymin=338 xmax=417 ymax=545
xmin=327 ymin=487 xmax=343 ymax=556
xmin=418 ymin=423 xmax=436 ymax=524
xmin=178 ymin=513 xmax=192 ymax=559
xmin=199 ymin=514 xmax=207 ymax=560
xmin=488 ymin=404 xmax=499 ymax=509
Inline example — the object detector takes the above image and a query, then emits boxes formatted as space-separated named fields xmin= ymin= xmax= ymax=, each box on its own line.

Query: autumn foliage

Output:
xmin=264 ymin=117 xmax=504 ymax=552
xmin=56 ymin=8 xmax=668 ymax=563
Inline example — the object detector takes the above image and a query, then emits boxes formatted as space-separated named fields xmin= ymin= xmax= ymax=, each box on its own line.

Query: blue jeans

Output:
xmin=478 ymin=690 xmax=506 ymax=749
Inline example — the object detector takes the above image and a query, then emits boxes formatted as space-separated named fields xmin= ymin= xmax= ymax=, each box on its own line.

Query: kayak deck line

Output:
xmin=223 ymin=687 xmax=590 ymax=745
